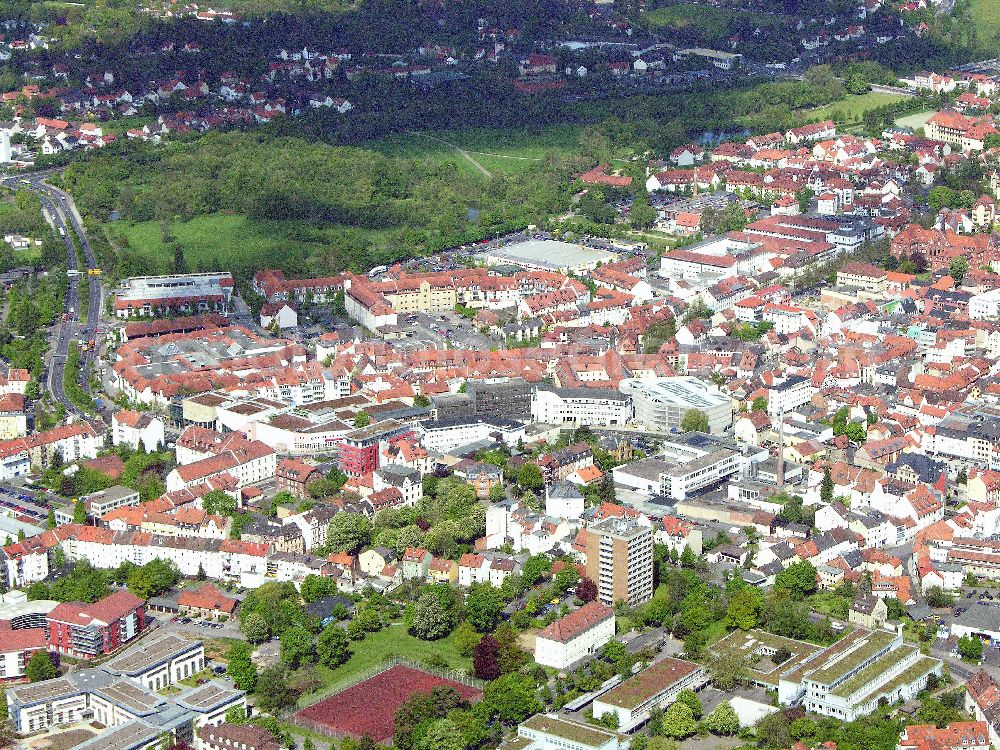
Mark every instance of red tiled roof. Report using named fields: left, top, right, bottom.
left=47, top=591, right=143, bottom=627
left=0, top=625, right=47, bottom=652
left=178, top=583, right=237, bottom=614
left=537, top=601, right=614, bottom=643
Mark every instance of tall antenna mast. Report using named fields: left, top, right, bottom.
left=776, top=406, right=785, bottom=489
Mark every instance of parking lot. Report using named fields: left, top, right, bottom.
left=150, top=611, right=245, bottom=641
left=394, top=310, right=494, bottom=351
left=0, top=482, right=54, bottom=524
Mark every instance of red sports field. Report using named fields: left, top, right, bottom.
left=294, top=664, right=482, bottom=743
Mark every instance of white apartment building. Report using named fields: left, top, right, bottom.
left=545, top=482, right=585, bottom=520
left=517, top=715, right=622, bottom=750
left=0, top=443, right=29, bottom=481
left=530, top=387, right=632, bottom=428
left=373, top=464, right=423, bottom=506
left=166, top=439, right=276, bottom=492
left=417, top=416, right=525, bottom=453
left=249, top=415, right=349, bottom=457
left=764, top=304, right=816, bottom=335
left=783, top=629, right=942, bottom=721
left=112, top=410, right=166, bottom=454
left=534, top=602, right=615, bottom=669
left=659, top=448, right=741, bottom=501
left=81, top=486, right=141, bottom=517
left=970, top=288, right=1000, bottom=320
left=101, top=635, right=206, bottom=692
left=113, top=272, right=235, bottom=318
left=1, top=541, right=50, bottom=588
left=0, top=627, right=47, bottom=680
left=767, top=375, right=815, bottom=417
left=8, top=671, right=244, bottom=737
left=282, top=505, right=338, bottom=551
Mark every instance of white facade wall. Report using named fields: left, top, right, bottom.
left=535, top=616, right=615, bottom=669
left=418, top=421, right=524, bottom=453
left=0, top=648, right=34, bottom=680
left=530, top=390, right=632, bottom=427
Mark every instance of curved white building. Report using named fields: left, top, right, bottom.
left=620, top=376, right=732, bottom=434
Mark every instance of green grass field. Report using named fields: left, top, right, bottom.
left=971, top=0, right=1000, bottom=55
left=115, top=214, right=316, bottom=275
left=95, top=116, right=156, bottom=136
left=643, top=3, right=781, bottom=37
left=802, top=91, right=909, bottom=125
left=300, top=624, right=471, bottom=706
left=369, top=125, right=586, bottom=177
left=895, top=109, right=935, bottom=131
left=110, top=213, right=399, bottom=277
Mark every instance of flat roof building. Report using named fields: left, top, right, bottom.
left=620, top=377, right=732, bottom=435
left=585, top=517, right=654, bottom=607
left=591, top=656, right=707, bottom=730
left=101, top=634, right=205, bottom=692
left=517, top=714, right=623, bottom=750
left=113, top=273, right=235, bottom=319
left=478, top=239, right=617, bottom=274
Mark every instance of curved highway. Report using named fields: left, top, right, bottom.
left=0, top=169, right=105, bottom=420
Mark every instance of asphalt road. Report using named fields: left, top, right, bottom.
left=0, top=169, right=105, bottom=419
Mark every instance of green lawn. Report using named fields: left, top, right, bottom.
left=971, top=0, right=1000, bottom=55
left=368, top=125, right=587, bottom=177
left=703, top=618, right=729, bottom=644
left=643, top=3, right=732, bottom=36
left=204, top=638, right=242, bottom=662
left=895, top=109, right=936, bottom=131
left=809, top=590, right=852, bottom=620
left=370, top=133, right=490, bottom=179
left=109, top=213, right=399, bottom=278
left=95, top=116, right=156, bottom=136
left=114, top=213, right=317, bottom=276
left=643, top=3, right=781, bottom=37
left=300, top=624, right=471, bottom=706
left=802, top=91, right=909, bottom=125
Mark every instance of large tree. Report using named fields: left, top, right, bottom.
left=254, top=666, right=295, bottom=713
left=411, top=591, right=454, bottom=640
left=516, top=463, right=544, bottom=491
left=675, top=689, right=702, bottom=719
left=774, top=560, right=817, bottom=596
left=25, top=651, right=57, bottom=682
left=473, top=634, right=501, bottom=681
left=452, top=621, right=481, bottom=658
left=465, top=584, right=504, bottom=632
left=202, top=490, right=238, bottom=516
left=280, top=624, right=316, bottom=669
left=958, top=635, right=984, bottom=662
left=660, top=701, right=697, bottom=739
left=680, top=409, right=710, bottom=433
left=726, top=586, right=763, bottom=631
left=394, top=687, right=466, bottom=750
left=226, top=641, right=257, bottom=691
left=241, top=612, right=271, bottom=644
left=317, top=623, right=351, bottom=668
left=820, top=467, right=834, bottom=504
left=705, top=701, right=740, bottom=736
left=416, top=719, right=465, bottom=750
left=326, top=512, right=372, bottom=554
left=482, top=673, right=542, bottom=724
left=577, top=576, right=598, bottom=603
left=708, top=652, right=751, bottom=690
